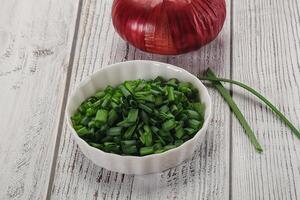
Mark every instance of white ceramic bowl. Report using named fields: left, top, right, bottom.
left=66, top=60, right=212, bottom=175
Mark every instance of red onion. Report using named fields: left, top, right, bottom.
left=112, top=0, right=226, bottom=55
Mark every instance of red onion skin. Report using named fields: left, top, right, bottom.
left=112, top=0, right=226, bottom=55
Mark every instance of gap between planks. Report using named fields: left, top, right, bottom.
left=45, top=0, right=84, bottom=199
left=229, top=0, right=235, bottom=199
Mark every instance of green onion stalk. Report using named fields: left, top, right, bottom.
left=198, top=68, right=300, bottom=152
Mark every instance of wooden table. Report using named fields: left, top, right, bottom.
left=1, top=0, right=299, bottom=199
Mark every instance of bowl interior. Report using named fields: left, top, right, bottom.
left=66, top=60, right=212, bottom=157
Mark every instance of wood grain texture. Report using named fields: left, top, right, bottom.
left=0, top=0, right=79, bottom=199
left=231, top=0, right=300, bottom=199
left=50, top=0, right=232, bottom=199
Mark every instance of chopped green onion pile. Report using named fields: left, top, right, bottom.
left=71, top=77, right=205, bottom=156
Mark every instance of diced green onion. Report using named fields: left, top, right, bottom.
left=117, top=120, right=133, bottom=127
left=140, top=146, right=154, bottom=156
left=88, top=120, right=96, bottom=128
left=113, top=136, right=122, bottom=143
left=155, top=96, right=163, bottom=105
left=86, top=108, right=95, bottom=117
left=163, top=145, right=177, bottom=151
left=154, top=149, right=165, bottom=154
left=101, top=135, right=113, bottom=143
left=167, top=86, right=175, bottom=101
left=141, top=110, right=149, bottom=124
left=122, top=144, right=137, bottom=155
left=151, top=89, right=161, bottom=95
left=80, top=116, right=90, bottom=126
left=123, top=125, right=137, bottom=139
left=153, top=143, right=162, bottom=150
left=189, top=119, right=201, bottom=129
left=159, top=105, right=169, bottom=113
left=138, top=103, right=153, bottom=113
left=103, top=142, right=120, bottom=153
left=71, top=114, right=82, bottom=125
left=127, top=109, right=139, bottom=123
left=154, top=76, right=165, bottom=83
left=77, top=127, right=90, bottom=137
left=107, top=127, right=122, bottom=136
left=101, top=94, right=111, bottom=108
left=95, top=91, right=106, bottom=99
left=92, top=100, right=101, bottom=108
left=162, top=119, right=177, bottom=131
left=139, top=130, right=152, bottom=147
left=121, top=140, right=137, bottom=146
left=124, top=81, right=134, bottom=93
left=184, top=128, right=197, bottom=135
left=108, top=110, right=118, bottom=125
left=186, top=110, right=200, bottom=120
left=73, top=125, right=83, bottom=131
left=95, top=109, right=108, bottom=124
left=167, top=78, right=178, bottom=87
left=88, top=142, right=103, bottom=149
left=175, top=140, right=184, bottom=147
left=175, top=125, right=184, bottom=139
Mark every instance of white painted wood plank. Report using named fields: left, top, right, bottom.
left=231, top=0, right=300, bottom=199
left=50, top=0, right=231, bottom=199
left=0, top=0, right=79, bottom=199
